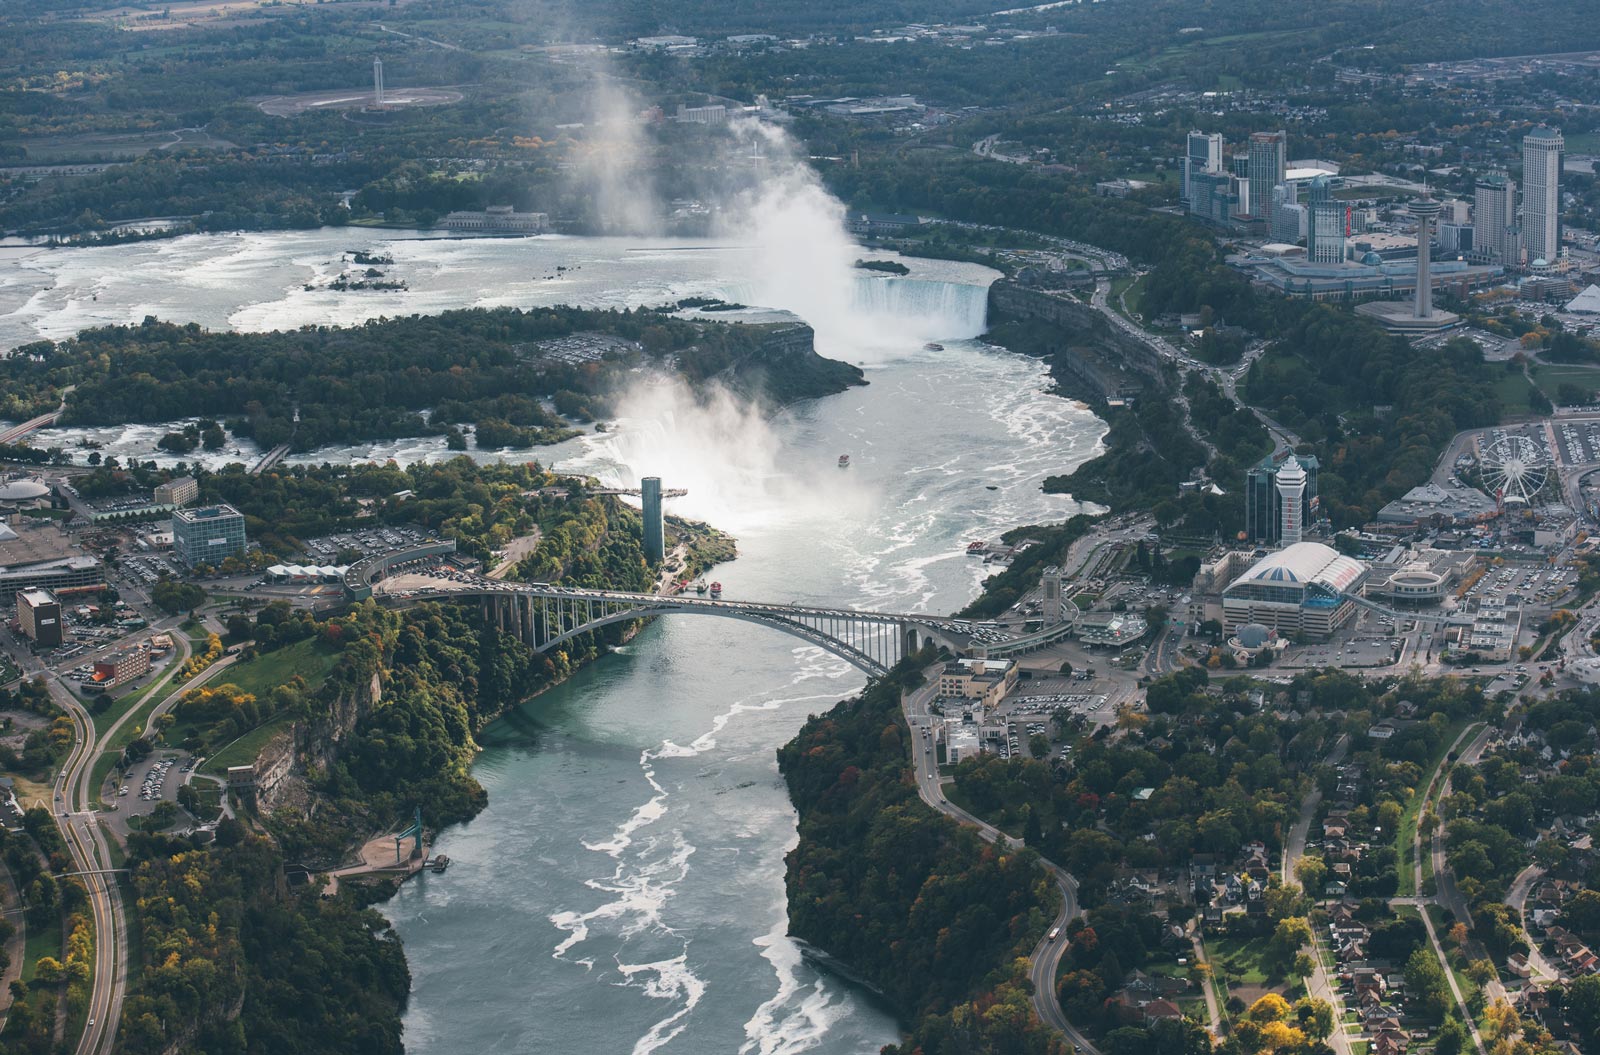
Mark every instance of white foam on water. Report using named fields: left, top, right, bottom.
left=740, top=913, right=846, bottom=1055
left=583, top=750, right=673, bottom=857
left=550, top=827, right=696, bottom=959
left=618, top=951, right=708, bottom=1055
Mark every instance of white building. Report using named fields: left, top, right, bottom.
left=1522, top=126, right=1564, bottom=267
left=1276, top=459, right=1307, bottom=545
left=441, top=206, right=549, bottom=233
left=1184, top=131, right=1223, bottom=201
left=1221, top=542, right=1367, bottom=639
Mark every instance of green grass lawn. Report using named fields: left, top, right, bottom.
left=1532, top=363, right=1600, bottom=401
left=215, top=638, right=338, bottom=701
left=1492, top=371, right=1541, bottom=420
left=1565, top=131, right=1600, bottom=154
left=164, top=639, right=339, bottom=758
left=200, top=717, right=295, bottom=775
left=20, top=913, right=61, bottom=984
left=1123, top=273, right=1149, bottom=319
left=1206, top=933, right=1280, bottom=987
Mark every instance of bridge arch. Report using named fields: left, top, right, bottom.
left=532, top=604, right=894, bottom=677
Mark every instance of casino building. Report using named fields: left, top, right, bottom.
left=1222, top=542, right=1369, bottom=639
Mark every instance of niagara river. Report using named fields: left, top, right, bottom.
left=0, top=227, right=1109, bottom=1053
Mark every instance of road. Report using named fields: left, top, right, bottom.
left=48, top=678, right=126, bottom=1055
left=1189, top=932, right=1222, bottom=1036
left=902, top=676, right=1100, bottom=1054
left=1283, top=735, right=1351, bottom=885
left=1283, top=735, right=1352, bottom=1055
left=0, top=387, right=73, bottom=445
left=12, top=617, right=195, bottom=1054
left=1408, top=723, right=1490, bottom=1055
left=1505, top=865, right=1559, bottom=982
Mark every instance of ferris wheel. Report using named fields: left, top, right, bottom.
left=1481, top=434, right=1550, bottom=506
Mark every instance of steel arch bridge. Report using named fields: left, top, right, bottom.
left=375, top=578, right=958, bottom=677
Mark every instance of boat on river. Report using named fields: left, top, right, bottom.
left=837, top=454, right=850, bottom=468
left=709, top=581, right=723, bottom=598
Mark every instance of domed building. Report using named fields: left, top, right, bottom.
left=1227, top=622, right=1286, bottom=663
left=0, top=476, right=49, bottom=509
left=1221, top=542, right=1368, bottom=639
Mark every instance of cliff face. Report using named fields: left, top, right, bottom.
left=257, top=671, right=383, bottom=815
left=986, top=279, right=1165, bottom=403
left=725, top=322, right=866, bottom=405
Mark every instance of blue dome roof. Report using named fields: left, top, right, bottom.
left=1360, top=251, right=1384, bottom=266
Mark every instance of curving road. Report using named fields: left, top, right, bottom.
left=48, top=678, right=127, bottom=1055
left=902, top=676, right=1099, bottom=1054
left=1505, top=865, right=1559, bottom=982
left=40, top=628, right=195, bottom=1054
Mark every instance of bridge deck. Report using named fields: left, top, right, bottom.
left=375, top=575, right=951, bottom=625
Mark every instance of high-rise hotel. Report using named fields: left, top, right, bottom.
left=1522, top=126, right=1564, bottom=265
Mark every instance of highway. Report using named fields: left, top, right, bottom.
left=7, top=612, right=196, bottom=1055
left=48, top=677, right=126, bottom=1055
left=902, top=676, right=1100, bottom=1054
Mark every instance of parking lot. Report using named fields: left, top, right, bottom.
left=1279, top=635, right=1402, bottom=670
left=1553, top=419, right=1600, bottom=466
left=112, top=749, right=197, bottom=820
left=1462, top=561, right=1575, bottom=605
left=987, top=685, right=1110, bottom=761
left=122, top=552, right=185, bottom=587
left=298, top=525, right=434, bottom=564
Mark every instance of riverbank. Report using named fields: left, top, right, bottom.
left=779, top=668, right=1067, bottom=1055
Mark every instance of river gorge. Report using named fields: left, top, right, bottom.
left=0, top=225, right=1109, bottom=1053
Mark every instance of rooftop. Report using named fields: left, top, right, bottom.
left=0, top=521, right=76, bottom=569
left=173, top=503, right=243, bottom=525
left=1237, top=542, right=1367, bottom=593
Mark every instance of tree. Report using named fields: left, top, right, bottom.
left=1435, top=1020, right=1468, bottom=1055
left=1024, top=806, right=1043, bottom=847
left=1292, top=952, right=1315, bottom=979
left=34, top=956, right=64, bottom=984
left=1294, top=853, right=1326, bottom=894
left=1249, top=993, right=1291, bottom=1022
left=149, top=800, right=179, bottom=829
left=1405, top=946, right=1451, bottom=1020
left=1295, top=996, right=1334, bottom=1039
left=1465, top=958, right=1497, bottom=990
left=1271, top=916, right=1313, bottom=960
left=1029, top=733, right=1051, bottom=759
left=1564, top=975, right=1600, bottom=1049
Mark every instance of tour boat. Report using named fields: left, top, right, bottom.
left=837, top=454, right=850, bottom=468
left=966, top=540, right=987, bottom=555
left=709, top=582, right=723, bottom=598
left=923, top=342, right=944, bottom=351
left=694, top=579, right=708, bottom=595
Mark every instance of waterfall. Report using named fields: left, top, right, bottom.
left=720, top=275, right=992, bottom=349
left=846, top=277, right=990, bottom=340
